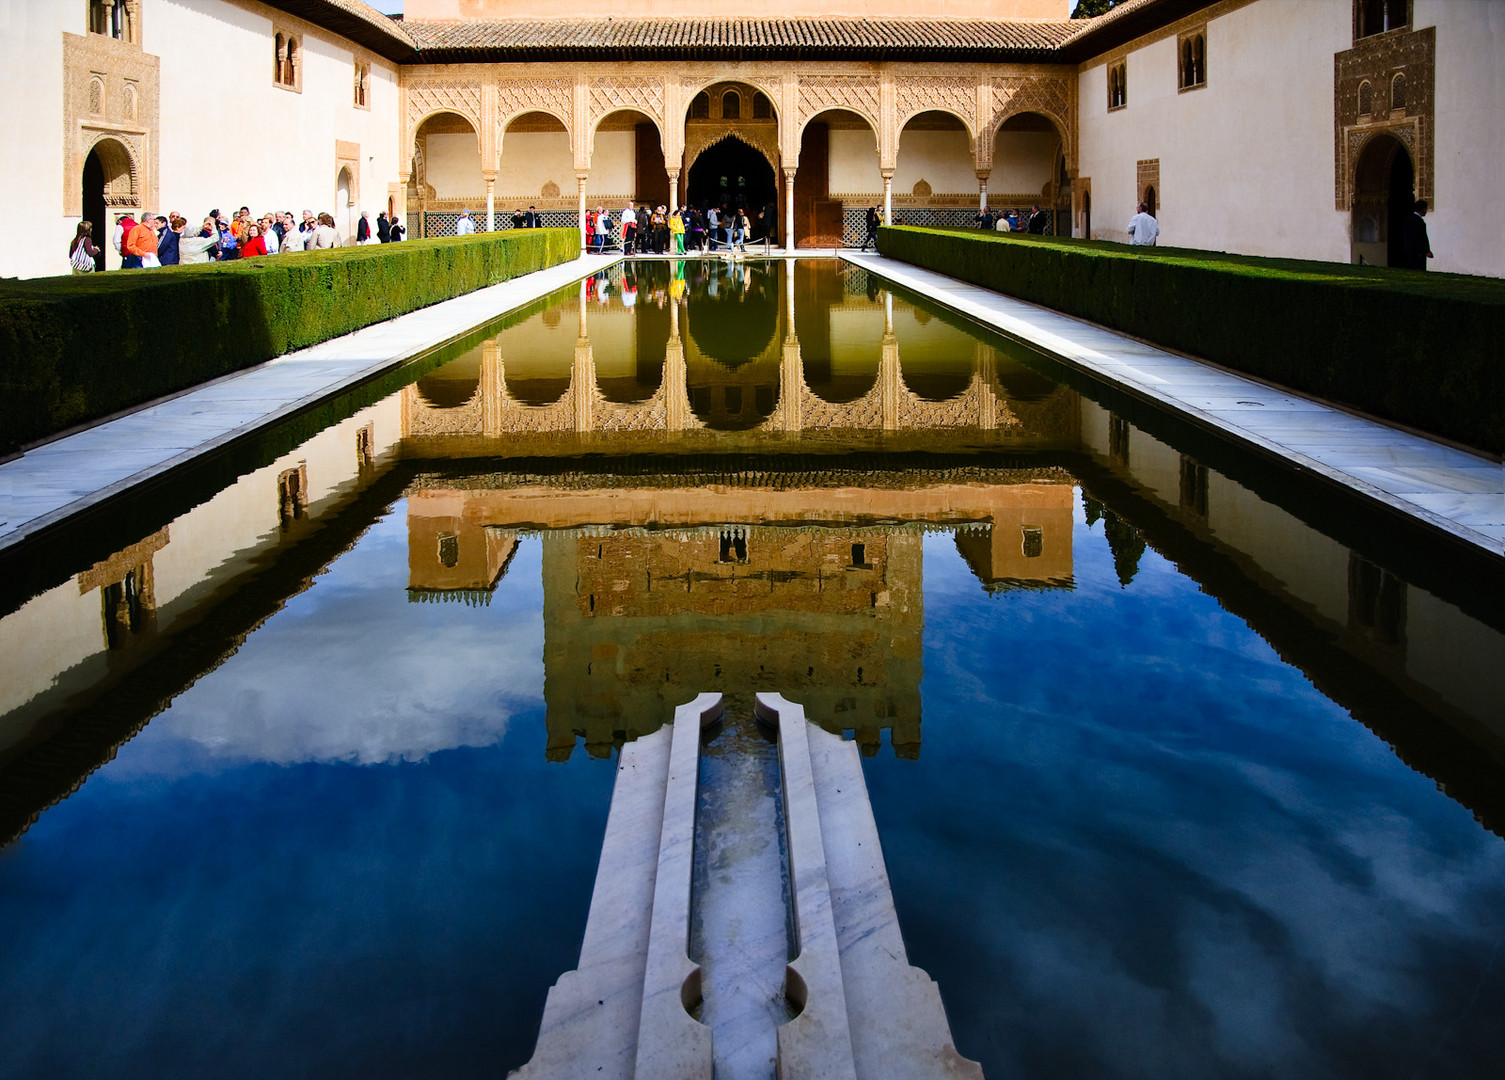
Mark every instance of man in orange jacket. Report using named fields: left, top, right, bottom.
left=124, top=213, right=160, bottom=268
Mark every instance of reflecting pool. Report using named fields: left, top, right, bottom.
left=1, top=260, right=1502, bottom=1079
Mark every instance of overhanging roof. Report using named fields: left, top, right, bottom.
left=400, top=17, right=1077, bottom=63
left=261, top=0, right=418, bottom=62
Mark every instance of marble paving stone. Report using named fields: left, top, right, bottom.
left=1345, top=465, right=1505, bottom=495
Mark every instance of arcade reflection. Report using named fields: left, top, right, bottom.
left=1, top=261, right=1501, bottom=843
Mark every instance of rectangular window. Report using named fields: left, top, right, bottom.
left=1355, top=0, right=1409, bottom=41
left=1107, top=61, right=1127, bottom=111
left=1178, top=29, right=1207, bottom=92
left=274, top=30, right=301, bottom=92
left=354, top=61, right=370, bottom=110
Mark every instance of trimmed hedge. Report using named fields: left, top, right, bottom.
left=0, top=229, right=579, bottom=451
left=877, top=227, right=1505, bottom=454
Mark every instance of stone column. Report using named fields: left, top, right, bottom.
left=484, top=176, right=496, bottom=232
left=784, top=168, right=797, bottom=251
left=976, top=171, right=990, bottom=214
left=882, top=170, right=894, bottom=227
left=667, top=168, right=680, bottom=213
left=576, top=172, right=589, bottom=250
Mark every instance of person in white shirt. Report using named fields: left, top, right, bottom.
left=1126, top=203, right=1159, bottom=246
left=456, top=209, right=475, bottom=236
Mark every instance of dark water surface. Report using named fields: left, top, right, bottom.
left=0, top=260, right=1501, bottom=1079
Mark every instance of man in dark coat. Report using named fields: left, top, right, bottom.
left=376, top=212, right=391, bottom=243
left=1399, top=199, right=1433, bottom=270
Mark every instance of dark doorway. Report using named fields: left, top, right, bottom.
left=1083, top=191, right=1091, bottom=240
left=82, top=148, right=107, bottom=271
left=1143, top=185, right=1157, bottom=218
left=687, top=137, right=775, bottom=229
left=1385, top=147, right=1415, bottom=268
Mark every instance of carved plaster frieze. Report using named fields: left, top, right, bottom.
left=797, top=75, right=881, bottom=134
left=589, top=75, right=665, bottom=132
left=893, top=75, right=979, bottom=136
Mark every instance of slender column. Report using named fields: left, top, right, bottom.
left=485, top=177, right=495, bottom=232
left=784, top=168, right=797, bottom=250
left=576, top=172, right=589, bottom=250
left=976, top=172, right=989, bottom=214
left=667, top=168, right=680, bottom=213
left=882, top=170, right=894, bottom=226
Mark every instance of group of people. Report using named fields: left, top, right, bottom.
left=581, top=203, right=771, bottom=256
left=68, top=205, right=409, bottom=273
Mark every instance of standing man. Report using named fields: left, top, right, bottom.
left=1399, top=199, right=1433, bottom=270
left=1126, top=202, right=1159, bottom=246
left=376, top=212, right=391, bottom=243
left=862, top=206, right=880, bottom=250
left=456, top=209, right=475, bottom=236
left=1027, top=204, right=1050, bottom=234
left=524, top=205, right=540, bottom=228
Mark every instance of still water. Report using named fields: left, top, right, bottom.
left=0, top=260, right=1501, bottom=1079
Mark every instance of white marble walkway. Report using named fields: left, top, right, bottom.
left=0, top=253, right=622, bottom=552
left=844, top=252, right=1504, bottom=555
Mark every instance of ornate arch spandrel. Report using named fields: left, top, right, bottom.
left=796, top=75, right=882, bottom=143
left=495, top=77, right=577, bottom=163
left=893, top=75, right=979, bottom=142
left=985, top=75, right=1076, bottom=174
left=587, top=76, right=666, bottom=140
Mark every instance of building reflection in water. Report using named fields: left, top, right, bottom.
left=407, top=472, right=1077, bottom=761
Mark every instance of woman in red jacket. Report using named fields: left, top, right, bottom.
left=240, top=223, right=268, bottom=258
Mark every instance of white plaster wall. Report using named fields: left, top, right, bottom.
left=894, top=129, right=975, bottom=195
left=990, top=130, right=1058, bottom=197
left=589, top=130, right=637, bottom=198
left=424, top=131, right=484, bottom=200
left=149, top=0, right=401, bottom=240
left=829, top=127, right=881, bottom=194
left=498, top=129, right=574, bottom=200
left=1, top=4, right=78, bottom=279
left=1418, top=0, right=1505, bottom=276
left=1075, top=0, right=1348, bottom=257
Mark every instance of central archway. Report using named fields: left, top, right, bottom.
left=686, top=137, right=777, bottom=230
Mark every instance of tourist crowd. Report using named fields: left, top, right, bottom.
left=68, top=205, right=412, bottom=273
left=580, top=201, right=777, bottom=256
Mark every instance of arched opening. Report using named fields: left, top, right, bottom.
left=1351, top=132, right=1413, bottom=267
left=83, top=137, right=135, bottom=271
left=794, top=261, right=881, bottom=402
left=594, top=109, right=666, bottom=213
left=415, top=352, right=483, bottom=409
left=721, top=90, right=741, bottom=120
left=1143, top=185, right=1157, bottom=219
left=592, top=264, right=668, bottom=403
left=894, top=302, right=979, bottom=401
left=895, top=111, right=975, bottom=229
left=81, top=149, right=107, bottom=272
left=796, top=109, right=878, bottom=247
left=410, top=111, right=482, bottom=238
left=500, top=111, right=572, bottom=228
left=335, top=166, right=354, bottom=243
left=686, top=136, right=776, bottom=229
left=685, top=261, right=779, bottom=368
left=991, top=112, right=1066, bottom=234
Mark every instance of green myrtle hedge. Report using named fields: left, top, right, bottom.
left=877, top=227, right=1505, bottom=454
left=0, top=228, right=579, bottom=451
